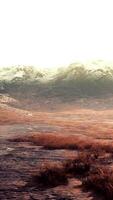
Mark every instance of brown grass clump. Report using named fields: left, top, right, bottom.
left=27, top=152, right=98, bottom=187
left=26, top=153, right=95, bottom=189
left=83, top=167, right=113, bottom=200
left=25, top=151, right=113, bottom=200
left=11, top=133, right=113, bottom=154
left=11, top=133, right=95, bottom=150
left=28, top=165, right=68, bottom=189
left=64, top=152, right=98, bottom=177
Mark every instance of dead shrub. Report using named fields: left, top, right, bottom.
left=83, top=167, right=113, bottom=200
left=64, top=152, right=97, bottom=177
left=28, top=165, right=68, bottom=188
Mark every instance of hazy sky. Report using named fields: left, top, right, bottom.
left=0, top=0, right=113, bottom=68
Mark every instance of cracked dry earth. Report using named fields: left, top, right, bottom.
left=0, top=105, right=109, bottom=200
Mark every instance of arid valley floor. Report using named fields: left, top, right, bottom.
left=0, top=95, right=113, bottom=200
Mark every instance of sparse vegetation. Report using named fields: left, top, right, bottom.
left=28, top=165, right=68, bottom=188
left=11, top=133, right=113, bottom=154
left=64, top=152, right=96, bottom=177
left=1, top=63, right=113, bottom=199
left=25, top=151, right=113, bottom=200
left=83, top=167, right=113, bottom=200
left=11, top=131, right=113, bottom=199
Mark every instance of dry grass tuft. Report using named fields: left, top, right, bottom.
left=24, top=150, right=113, bottom=200
left=83, top=167, right=113, bottom=200
left=64, top=152, right=98, bottom=177
left=28, top=165, right=68, bottom=188
left=11, top=133, right=113, bottom=154
left=27, top=152, right=98, bottom=189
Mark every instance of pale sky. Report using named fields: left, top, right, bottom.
left=0, top=0, right=113, bottom=69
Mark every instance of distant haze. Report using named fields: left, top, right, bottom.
left=0, top=0, right=113, bottom=69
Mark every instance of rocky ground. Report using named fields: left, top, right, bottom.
left=0, top=96, right=113, bottom=199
